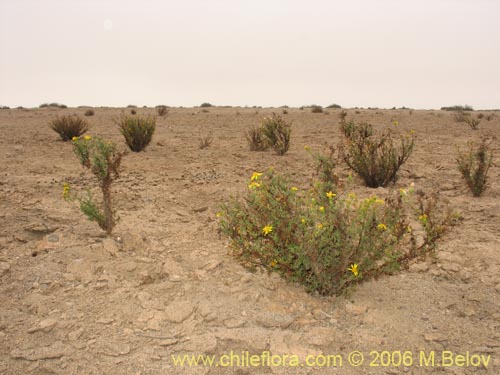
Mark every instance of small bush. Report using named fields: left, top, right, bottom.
left=485, top=114, right=494, bottom=121
left=477, top=113, right=484, bottom=119
left=464, top=115, right=481, bottom=130
left=156, top=105, right=169, bottom=117
left=130, top=109, right=137, bottom=115
left=199, top=133, right=213, bottom=149
left=342, top=122, right=415, bottom=188
left=84, top=109, right=95, bottom=116
left=246, top=125, right=270, bottom=151
left=50, top=115, right=89, bottom=141
left=261, top=114, right=291, bottom=155
left=200, top=102, right=213, bottom=108
left=0, top=105, right=10, bottom=109
left=117, top=115, right=156, bottom=152
left=456, top=141, right=493, bottom=197
left=326, top=103, right=342, bottom=109
left=64, top=136, right=124, bottom=234
left=218, top=170, right=456, bottom=295
left=305, top=145, right=339, bottom=193
left=311, top=105, right=323, bottom=113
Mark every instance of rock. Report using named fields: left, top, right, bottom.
left=10, top=341, right=70, bottom=360
left=223, top=318, right=246, bottom=328
left=345, top=302, right=368, bottom=315
left=97, top=318, right=115, bottom=325
left=162, top=260, right=185, bottom=281
left=203, top=260, right=223, bottom=271
left=164, top=301, right=194, bottom=323
left=442, top=263, right=460, bottom=272
left=46, top=234, right=59, bottom=243
left=27, top=318, right=57, bottom=333
left=424, top=333, right=447, bottom=342
left=103, top=238, right=120, bottom=256
left=0, top=262, right=10, bottom=277
left=255, top=312, right=295, bottom=329
left=68, top=328, right=84, bottom=341
left=409, top=262, right=429, bottom=273
left=495, top=283, right=500, bottom=294
left=96, top=341, right=131, bottom=357
left=158, top=339, right=178, bottom=347
left=193, top=206, right=208, bottom=213
left=305, top=327, right=336, bottom=346
left=14, top=145, right=24, bottom=151
left=180, top=334, right=217, bottom=354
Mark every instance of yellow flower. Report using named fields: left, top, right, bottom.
left=291, top=187, right=298, bottom=192
left=319, top=206, right=325, bottom=212
left=72, top=136, right=78, bottom=142
left=419, top=214, right=428, bottom=223
left=301, top=218, right=306, bottom=224
left=262, top=225, right=273, bottom=236
left=348, top=192, right=356, bottom=199
left=216, top=212, right=222, bottom=218
left=304, top=145, right=310, bottom=151
left=348, top=263, right=359, bottom=277
left=326, top=191, right=336, bottom=199
left=406, top=225, right=412, bottom=233
left=248, top=181, right=261, bottom=189
left=270, top=260, right=277, bottom=268
left=377, top=223, right=387, bottom=231
left=375, top=199, right=385, bottom=205
left=410, top=129, right=416, bottom=135
left=393, top=120, right=399, bottom=126
left=250, top=172, right=263, bottom=181
left=84, top=135, right=92, bottom=141
left=400, top=188, right=407, bottom=196
left=62, top=183, right=70, bottom=199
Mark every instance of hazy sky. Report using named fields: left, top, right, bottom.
left=1, top=0, right=499, bottom=109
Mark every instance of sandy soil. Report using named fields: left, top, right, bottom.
left=0, top=107, right=499, bottom=375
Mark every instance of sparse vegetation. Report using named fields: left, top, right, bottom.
left=40, top=103, right=67, bottom=109
left=84, top=109, right=95, bottom=116
left=341, top=122, right=415, bottom=188
left=311, top=105, right=323, bottom=113
left=200, top=102, right=213, bottom=108
left=199, top=133, right=213, bottom=149
left=64, top=136, right=123, bottom=234
left=441, top=105, right=474, bottom=111
left=464, top=115, right=481, bottom=130
left=246, top=125, right=270, bottom=151
left=156, top=105, right=169, bottom=117
left=326, top=103, right=342, bottom=109
left=130, top=109, right=137, bottom=115
left=0, top=105, right=10, bottom=109
left=260, top=114, right=292, bottom=155
left=49, top=115, right=90, bottom=141
left=219, top=170, right=456, bottom=296
left=117, top=115, right=156, bottom=152
left=456, top=141, right=493, bottom=197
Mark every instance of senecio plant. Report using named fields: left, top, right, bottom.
left=218, top=170, right=457, bottom=296
left=64, top=135, right=123, bottom=234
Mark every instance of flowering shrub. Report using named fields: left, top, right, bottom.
left=64, top=136, right=123, bottom=234
left=260, top=114, right=291, bottom=155
left=50, top=115, right=89, bottom=141
left=218, top=170, right=457, bottom=295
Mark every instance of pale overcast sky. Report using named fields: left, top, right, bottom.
left=1, top=0, right=499, bottom=109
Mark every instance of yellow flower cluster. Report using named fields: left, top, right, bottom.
left=62, top=183, right=70, bottom=199
left=377, top=223, right=387, bottom=231
left=348, top=263, right=359, bottom=277
left=326, top=191, right=336, bottom=199
left=262, top=225, right=273, bottom=235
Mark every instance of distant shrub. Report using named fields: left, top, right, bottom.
left=342, top=122, right=415, bottom=188
left=456, top=141, right=493, bottom=197
left=305, top=145, right=339, bottom=193
left=127, top=105, right=137, bottom=108
left=0, top=105, right=9, bottom=109
left=311, top=105, right=323, bottom=113
left=453, top=111, right=469, bottom=123
left=261, top=114, right=292, bottom=155
left=282, top=109, right=288, bottom=115
left=40, top=103, right=67, bottom=109
left=65, top=136, right=124, bottom=234
left=326, top=103, right=342, bottom=109
left=50, top=115, right=89, bottom=141
left=477, top=113, right=484, bottom=119
left=246, top=125, right=270, bottom=151
left=441, top=105, right=474, bottom=111
left=130, top=109, right=137, bottom=115
left=200, top=102, right=213, bottom=108
left=199, top=133, right=213, bottom=149
left=485, top=114, right=494, bottom=121
left=84, top=109, right=95, bottom=116
left=464, top=115, right=481, bottom=130
left=156, top=105, right=169, bottom=117
left=117, top=115, right=156, bottom=152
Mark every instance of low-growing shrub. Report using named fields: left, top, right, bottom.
left=156, top=105, right=169, bottom=117
left=0, top=105, right=10, bottom=109
left=84, top=109, right=95, bottom=116
left=342, top=122, right=415, bottom=188
left=464, top=115, right=481, bottom=130
left=311, top=105, right=323, bottom=113
left=218, top=170, right=456, bottom=295
left=200, top=102, right=213, bottom=108
left=50, top=115, right=89, bottom=141
left=441, top=105, right=474, bottom=111
left=130, top=109, right=137, bottom=115
left=261, top=114, right=291, bottom=155
left=199, top=133, right=213, bottom=149
left=246, top=125, right=270, bottom=151
left=40, top=102, right=67, bottom=109
left=453, top=111, right=468, bottom=123
left=456, top=141, right=493, bottom=196
left=64, top=136, right=124, bottom=234
left=326, top=103, right=342, bottom=109
left=117, top=115, right=156, bottom=152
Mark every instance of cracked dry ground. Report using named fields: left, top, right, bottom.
left=0, top=107, right=499, bottom=375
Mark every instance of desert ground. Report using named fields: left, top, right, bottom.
left=0, top=106, right=499, bottom=375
